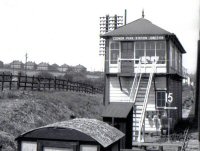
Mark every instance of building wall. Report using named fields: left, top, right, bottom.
left=168, top=41, right=182, bottom=75
left=168, top=77, right=182, bottom=128
left=109, top=76, right=131, bottom=102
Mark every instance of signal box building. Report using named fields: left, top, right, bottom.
left=101, top=17, right=186, bottom=147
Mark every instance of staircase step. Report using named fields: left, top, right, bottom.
left=139, top=87, right=147, bottom=90
left=137, top=92, right=146, bottom=94
left=136, top=94, right=145, bottom=97
left=133, top=115, right=141, bottom=118
left=135, top=97, right=145, bottom=100
left=135, top=106, right=144, bottom=109
left=134, top=111, right=142, bottom=114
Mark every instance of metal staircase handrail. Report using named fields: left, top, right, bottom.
left=129, top=60, right=142, bottom=103
left=138, top=62, right=156, bottom=142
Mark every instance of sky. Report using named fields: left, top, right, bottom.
left=0, top=0, right=199, bottom=73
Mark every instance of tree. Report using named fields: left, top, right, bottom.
left=37, top=71, right=54, bottom=79
left=49, top=64, right=59, bottom=71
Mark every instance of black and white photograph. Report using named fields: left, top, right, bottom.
left=0, top=0, right=199, bottom=151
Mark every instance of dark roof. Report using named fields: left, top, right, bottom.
left=16, top=118, right=124, bottom=148
left=101, top=18, right=186, bottom=53
left=18, top=127, right=96, bottom=142
left=102, top=102, right=133, bottom=118
left=102, top=18, right=171, bottom=37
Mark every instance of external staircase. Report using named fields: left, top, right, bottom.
left=129, top=62, right=156, bottom=143
left=132, top=74, right=149, bottom=142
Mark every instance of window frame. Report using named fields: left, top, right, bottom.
left=37, top=140, right=77, bottom=151
left=109, top=41, right=120, bottom=65
left=134, top=41, right=166, bottom=65
left=80, top=145, right=100, bottom=151
left=156, top=90, right=167, bottom=109
left=21, top=141, right=37, bottom=151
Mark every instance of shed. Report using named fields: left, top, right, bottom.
left=16, top=118, right=124, bottom=151
left=102, top=102, right=133, bottom=149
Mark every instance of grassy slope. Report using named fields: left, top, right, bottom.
left=0, top=90, right=103, bottom=151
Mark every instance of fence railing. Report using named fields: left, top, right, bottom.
left=0, top=73, right=102, bottom=94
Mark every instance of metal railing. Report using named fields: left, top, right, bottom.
left=129, top=60, right=142, bottom=103
left=117, top=58, right=140, bottom=73
left=138, top=62, right=157, bottom=142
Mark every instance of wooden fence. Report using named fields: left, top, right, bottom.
left=0, top=73, right=102, bottom=94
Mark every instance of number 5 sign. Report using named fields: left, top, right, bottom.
left=166, top=92, right=173, bottom=103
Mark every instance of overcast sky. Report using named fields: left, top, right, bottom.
left=0, top=0, right=199, bottom=73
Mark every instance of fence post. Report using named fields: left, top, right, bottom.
left=1, top=72, right=4, bottom=91
left=32, top=76, right=34, bottom=90
left=66, top=80, right=69, bottom=91
left=49, top=78, right=51, bottom=90
left=58, top=79, right=60, bottom=90
left=17, top=72, right=21, bottom=89
left=24, top=75, right=27, bottom=90
left=9, top=73, right=12, bottom=90
left=37, top=76, right=40, bottom=91
left=62, top=80, right=64, bottom=90
left=43, top=78, right=45, bottom=90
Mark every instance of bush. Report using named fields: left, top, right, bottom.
left=37, top=71, right=54, bottom=79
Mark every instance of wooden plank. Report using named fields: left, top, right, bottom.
left=1, top=72, right=4, bottom=91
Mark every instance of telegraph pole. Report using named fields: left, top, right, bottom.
left=195, top=2, right=200, bottom=148
left=198, top=4, right=200, bottom=148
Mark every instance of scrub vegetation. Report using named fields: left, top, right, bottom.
left=0, top=90, right=103, bottom=151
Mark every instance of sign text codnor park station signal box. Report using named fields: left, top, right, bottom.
left=101, top=16, right=186, bottom=148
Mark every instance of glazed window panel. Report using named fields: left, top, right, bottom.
left=175, top=49, right=179, bottom=70
left=135, top=49, right=145, bottom=64
left=179, top=53, right=182, bottom=73
left=121, top=42, right=134, bottom=58
left=146, top=41, right=155, bottom=58
left=156, top=41, right=166, bottom=64
left=111, top=42, right=119, bottom=49
left=135, top=42, right=145, bottom=50
left=170, top=44, right=173, bottom=67
left=80, top=145, right=98, bottom=151
left=110, top=50, right=119, bottom=64
left=156, top=91, right=166, bottom=108
left=43, top=147, right=73, bottom=151
left=135, top=42, right=145, bottom=64
left=110, top=42, right=120, bottom=64
left=172, top=46, right=176, bottom=68
left=21, top=141, right=37, bottom=151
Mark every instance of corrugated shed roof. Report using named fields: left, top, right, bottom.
left=102, top=18, right=171, bottom=37
left=17, top=118, right=124, bottom=148
left=102, top=102, right=133, bottom=118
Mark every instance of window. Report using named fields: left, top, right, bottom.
left=170, top=44, right=173, bottom=67
left=172, top=45, right=176, bottom=68
left=43, top=147, right=73, bottom=151
left=80, top=145, right=98, bottom=151
left=121, top=42, right=134, bottom=58
left=156, top=41, right=165, bottom=64
left=110, top=42, right=120, bottom=64
left=21, top=141, right=37, bottom=151
left=134, top=41, right=166, bottom=64
left=156, top=91, right=166, bottom=108
left=179, top=53, right=182, bottom=73
left=135, top=42, right=145, bottom=64
left=146, top=41, right=155, bottom=57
